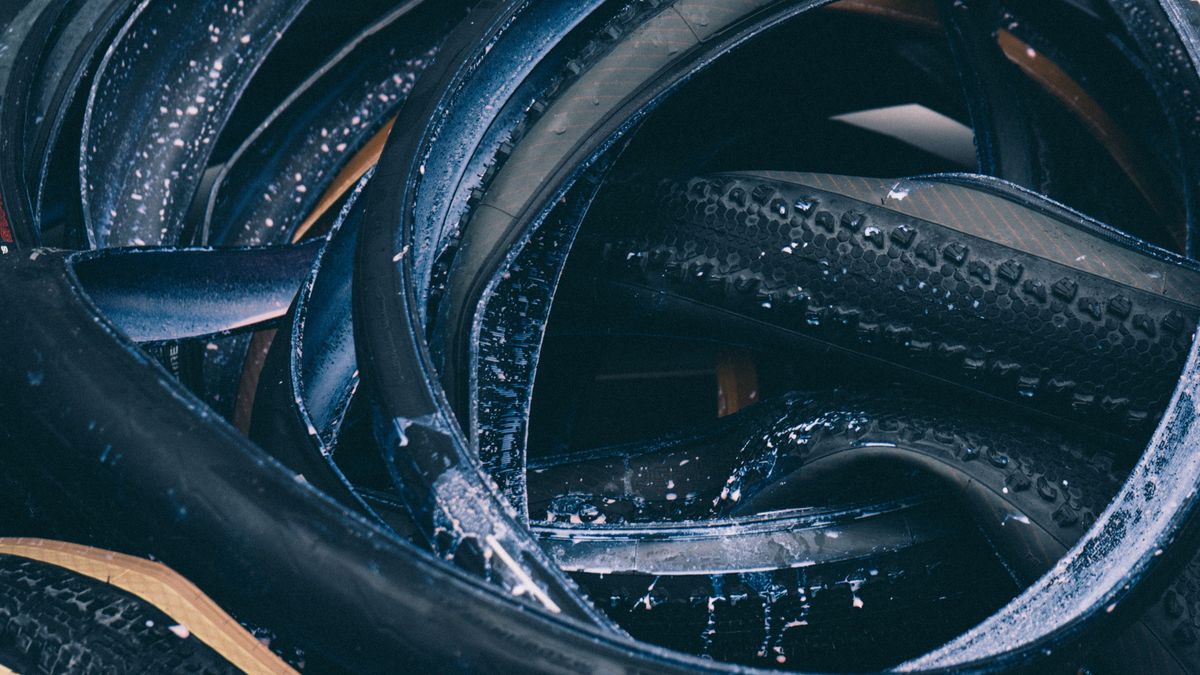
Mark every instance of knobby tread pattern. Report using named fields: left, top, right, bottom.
left=530, top=390, right=1125, bottom=541
left=722, top=393, right=1120, bottom=547
left=577, top=173, right=1200, bottom=435
left=531, top=388, right=1104, bottom=669
left=0, top=554, right=234, bottom=674
left=530, top=388, right=1200, bottom=671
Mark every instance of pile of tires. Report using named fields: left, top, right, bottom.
left=2, top=0, right=1200, bottom=672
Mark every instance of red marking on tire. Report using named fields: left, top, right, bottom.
left=0, top=195, right=14, bottom=243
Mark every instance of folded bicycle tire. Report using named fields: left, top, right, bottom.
left=531, top=386, right=1200, bottom=672
left=572, top=171, right=1200, bottom=436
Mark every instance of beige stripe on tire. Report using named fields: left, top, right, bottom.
left=0, top=538, right=295, bottom=675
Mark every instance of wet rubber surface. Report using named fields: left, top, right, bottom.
left=573, top=171, right=1200, bottom=435
left=4, top=0, right=1200, bottom=671
left=530, top=382, right=1200, bottom=671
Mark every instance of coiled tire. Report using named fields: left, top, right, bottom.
left=355, top=0, right=1200, bottom=669
left=1, top=0, right=1200, bottom=672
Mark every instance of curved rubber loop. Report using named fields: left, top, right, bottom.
left=0, top=0, right=70, bottom=247
left=360, top=0, right=1200, bottom=668
left=193, top=0, right=456, bottom=422
left=0, top=0, right=138, bottom=246
left=199, top=0, right=459, bottom=247
left=0, top=247, right=753, bottom=673
left=435, top=0, right=1026, bottom=528
left=530, top=390, right=1125, bottom=570
left=249, top=178, right=388, bottom=526
left=353, top=0, right=629, bottom=630
left=439, top=0, right=1189, bottom=524
left=571, top=170, right=1200, bottom=436
left=375, top=0, right=845, bottom=526
left=727, top=395, right=1200, bottom=674
left=1111, top=0, right=1200, bottom=258
left=72, top=240, right=319, bottom=342
left=530, top=384, right=1200, bottom=671
left=80, top=0, right=311, bottom=247
left=465, top=0, right=1196, bottom=526
left=0, top=0, right=1190, bottom=667
left=356, top=472, right=985, bottom=670
left=935, top=0, right=1043, bottom=188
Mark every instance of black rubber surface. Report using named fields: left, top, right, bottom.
left=0, top=554, right=234, bottom=674
left=529, top=390, right=1126, bottom=550
left=532, top=384, right=1200, bottom=672
left=0, top=246, right=727, bottom=674
left=571, top=171, right=1200, bottom=436
left=528, top=388, right=1126, bottom=662
left=2, top=0, right=1199, bottom=671
left=354, top=0, right=1200, bottom=666
left=573, top=536, right=1015, bottom=672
